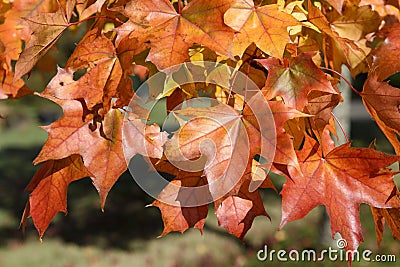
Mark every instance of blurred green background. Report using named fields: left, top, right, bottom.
left=0, top=25, right=399, bottom=267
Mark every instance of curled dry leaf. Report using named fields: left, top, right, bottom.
left=371, top=206, right=400, bottom=246
left=361, top=75, right=400, bottom=154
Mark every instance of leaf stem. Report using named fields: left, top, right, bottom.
left=320, top=67, right=360, bottom=96
left=330, top=111, right=349, bottom=143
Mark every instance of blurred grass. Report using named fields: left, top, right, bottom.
left=0, top=232, right=243, bottom=267
left=0, top=195, right=398, bottom=267
left=0, top=95, right=60, bottom=149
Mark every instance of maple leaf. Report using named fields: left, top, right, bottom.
left=114, top=35, right=155, bottom=106
left=360, top=23, right=400, bottom=154
left=0, top=8, right=24, bottom=66
left=24, top=155, right=91, bottom=239
left=243, top=99, right=309, bottom=170
left=362, top=76, right=400, bottom=132
left=361, top=75, right=400, bottom=154
left=151, top=168, right=210, bottom=236
left=0, top=0, right=69, bottom=67
left=165, top=103, right=251, bottom=200
left=115, top=35, right=150, bottom=72
left=7, top=0, right=400, bottom=246
left=63, top=29, right=136, bottom=110
left=370, top=23, right=400, bottom=81
left=14, top=7, right=71, bottom=80
left=151, top=157, right=273, bottom=238
left=122, top=111, right=168, bottom=161
left=371, top=206, right=400, bottom=246
left=331, top=5, right=381, bottom=41
left=280, top=136, right=400, bottom=251
left=65, top=28, right=115, bottom=70
left=258, top=53, right=338, bottom=110
left=41, top=57, right=123, bottom=112
left=223, top=0, right=299, bottom=58
left=116, top=0, right=235, bottom=70
left=33, top=99, right=166, bottom=207
left=215, top=179, right=269, bottom=239
left=165, top=98, right=307, bottom=198
left=306, top=1, right=379, bottom=75
left=0, top=70, right=32, bottom=99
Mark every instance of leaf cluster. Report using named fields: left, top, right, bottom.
left=0, top=0, right=400, bottom=255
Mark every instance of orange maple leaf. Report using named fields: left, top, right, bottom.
left=280, top=136, right=400, bottom=251
left=116, top=0, right=236, bottom=70
left=23, top=155, right=91, bottom=239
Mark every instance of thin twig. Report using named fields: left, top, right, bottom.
left=320, top=67, right=361, bottom=96
left=331, top=111, right=349, bottom=143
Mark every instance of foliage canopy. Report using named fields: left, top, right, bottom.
left=0, top=0, right=400, bottom=256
